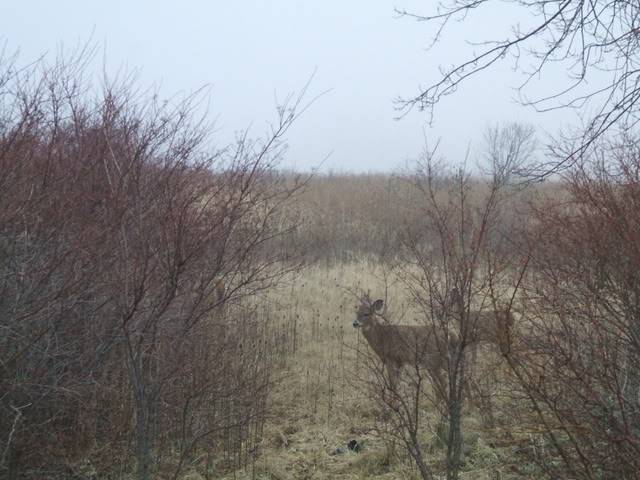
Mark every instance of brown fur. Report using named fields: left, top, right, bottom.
left=466, top=309, right=514, bottom=354
left=353, top=296, right=514, bottom=396
left=353, top=298, right=453, bottom=395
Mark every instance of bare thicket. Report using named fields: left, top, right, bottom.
left=391, top=10, right=640, bottom=473
left=288, top=126, right=538, bottom=264
left=500, top=134, right=640, bottom=478
left=353, top=124, right=534, bottom=480
left=0, top=49, right=304, bottom=480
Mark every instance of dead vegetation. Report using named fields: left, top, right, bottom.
left=2, top=45, right=640, bottom=480
left=0, top=49, right=304, bottom=480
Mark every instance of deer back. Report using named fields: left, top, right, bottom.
left=363, top=323, right=450, bottom=370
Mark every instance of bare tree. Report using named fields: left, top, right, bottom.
left=397, top=0, right=640, bottom=175
left=500, top=133, right=640, bottom=478
left=0, top=47, right=307, bottom=480
left=354, top=124, right=533, bottom=480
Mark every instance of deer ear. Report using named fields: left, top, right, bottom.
left=372, top=299, right=384, bottom=311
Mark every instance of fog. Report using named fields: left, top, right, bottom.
left=1, top=1, right=579, bottom=171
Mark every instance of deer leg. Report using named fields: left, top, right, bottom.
left=466, top=344, right=479, bottom=407
left=429, top=367, right=447, bottom=411
left=385, top=363, right=401, bottom=409
left=385, top=363, right=395, bottom=394
left=428, top=366, right=457, bottom=450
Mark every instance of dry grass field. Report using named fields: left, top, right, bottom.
left=214, top=262, right=536, bottom=480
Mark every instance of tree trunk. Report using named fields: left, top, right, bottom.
left=446, top=354, right=466, bottom=480
left=131, top=355, right=157, bottom=480
left=446, top=398, right=463, bottom=480
left=134, top=383, right=152, bottom=480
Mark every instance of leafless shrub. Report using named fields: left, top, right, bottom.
left=0, top=47, right=305, bottom=480
left=502, top=134, right=640, bottom=478
left=286, top=161, right=538, bottom=265
left=351, top=125, right=533, bottom=480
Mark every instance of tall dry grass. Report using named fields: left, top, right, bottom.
left=220, top=262, right=542, bottom=480
left=283, top=172, right=562, bottom=265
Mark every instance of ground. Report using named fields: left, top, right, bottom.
left=214, top=262, right=534, bottom=480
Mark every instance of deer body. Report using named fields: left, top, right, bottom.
left=354, top=298, right=453, bottom=395
left=462, top=309, right=515, bottom=359
left=360, top=323, right=448, bottom=372
left=353, top=297, right=513, bottom=397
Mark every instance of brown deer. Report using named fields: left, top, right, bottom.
left=448, top=287, right=515, bottom=352
left=352, top=295, right=513, bottom=398
left=352, top=296, right=455, bottom=397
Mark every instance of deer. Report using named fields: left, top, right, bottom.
left=352, top=295, right=455, bottom=399
left=447, top=286, right=515, bottom=352
left=352, top=294, right=514, bottom=402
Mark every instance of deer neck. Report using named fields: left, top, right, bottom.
left=361, top=322, right=378, bottom=341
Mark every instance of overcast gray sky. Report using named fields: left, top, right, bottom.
left=1, top=1, right=579, bottom=172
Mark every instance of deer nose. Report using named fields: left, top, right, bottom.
left=352, top=320, right=361, bottom=328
